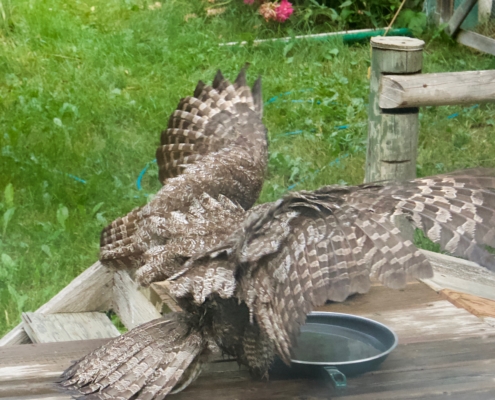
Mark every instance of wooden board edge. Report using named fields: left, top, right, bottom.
left=439, top=289, right=495, bottom=318
left=1, top=261, right=114, bottom=347
left=457, top=29, right=495, bottom=56
left=112, top=270, right=162, bottom=330
left=0, top=324, right=31, bottom=346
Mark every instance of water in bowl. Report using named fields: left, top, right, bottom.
left=292, top=323, right=385, bottom=363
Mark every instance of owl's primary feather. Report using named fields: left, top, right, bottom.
left=60, top=68, right=495, bottom=399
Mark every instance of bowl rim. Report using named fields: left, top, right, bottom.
left=290, top=311, right=399, bottom=366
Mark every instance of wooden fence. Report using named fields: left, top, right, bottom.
left=436, top=0, right=495, bottom=56
left=365, top=36, right=495, bottom=183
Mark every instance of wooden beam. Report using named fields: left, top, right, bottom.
left=2, top=281, right=495, bottom=400
left=0, top=261, right=114, bottom=347
left=457, top=29, right=495, bottom=56
left=379, top=70, right=495, bottom=109
left=21, top=312, right=120, bottom=343
left=365, top=36, right=424, bottom=183
left=420, top=250, right=495, bottom=301
left=112, top=270, right=162, bottom=330
left=0, top=338, right=111, bottom=399
left=150, top=281, right=183, bottom=313
left=440, top=289, right=495, bottom=318
left=446, top=0, right=478, bottom=36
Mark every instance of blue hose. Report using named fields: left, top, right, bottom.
left=136, top=159, right=157, bottom=191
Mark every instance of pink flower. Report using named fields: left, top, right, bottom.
left=259, top=2, right=277, bottom=21
left=275, top=0, right=293, bottom=22
left=244, top=0, right=255, bottom=4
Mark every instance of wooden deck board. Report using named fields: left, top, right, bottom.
left=21, top=312, right=120, bottom=343
left=0, top=261, right=114, bottom=347
left=2, top=282, right=495, bottom=399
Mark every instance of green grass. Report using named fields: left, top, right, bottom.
left=1, top=0, right=495, bottom=337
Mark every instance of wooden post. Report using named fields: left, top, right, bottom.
left=365, top=36, right=425, bottom=183
left=436, top=0, right=454, bottom=24
left=446, top=0, right=478, bottom=36
left=479, top=0, right=493, bottom=22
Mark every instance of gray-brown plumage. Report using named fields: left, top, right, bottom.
left=60, top=69, right=495, bottom=400
left=99, top=68, right=267, bottom=286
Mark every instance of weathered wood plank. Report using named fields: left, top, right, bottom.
left=0, top=339, right=110, bottom=398
left=457, top=29, right=495, bottom=56
left=2, top=277, right=494, bottom=399
left=379, top=70, right=495, bottom=109
left=364, top=300, right=493, bottom=344
left=420, top=249, right=495, bottom=301
left=150, top=281, right=182, bottom=313
left=319, top=278, right=495, bottom=344
left=317, top=282, right=439, bottom=315
left=365, top=36, right=424, bottom=183
left=4, top=337, right=495, bottom=400
left=440, top=289, right=495, bottom=317
left=113, top=270, right=162, bottom=330
left=320, top=297, right=494, bottom=345
left=0, top=261, right=114, bottom=347
left=0, top=339, right=110, bottom=399
left=446, top=0, right=478, bottom=36
left=173, top=337, right=495, bottom=399
left=21, top=312, right=120, bottom=343
left=0, top=323, right=31, bottom=346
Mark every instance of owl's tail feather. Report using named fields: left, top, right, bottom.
left=59, top=313, right=207, bottom=400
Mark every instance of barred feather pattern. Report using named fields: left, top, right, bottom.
left=61, top=168, right=495, bottom=400
left=62, top=172, right=495, bottom=399
left=99, top=69, right=268, bottom=286
left=60, top=314, right=207, bottom=400
left=61, top=67, right=495, bottom=400
left=157, top=67, right=261, bottom=182
left=169, top=169, right=495, bottom=372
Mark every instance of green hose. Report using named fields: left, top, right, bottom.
left=340, top=28, right=413, bottom=43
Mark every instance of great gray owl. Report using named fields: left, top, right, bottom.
left=60, top=69, right=495, bottom=400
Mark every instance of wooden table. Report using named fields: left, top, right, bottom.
left=1, top=282, right=495, bottom=400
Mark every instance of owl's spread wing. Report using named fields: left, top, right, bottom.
left=170, top=169, right=495, bottom=362
left=157, top=68, right=262, bottom=182
left=98, top=68, right=267, bottom=282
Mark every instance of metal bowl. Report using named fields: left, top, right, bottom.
left=270, top=312, right=398, bottom=387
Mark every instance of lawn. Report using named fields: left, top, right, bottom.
left=1, top=0, right=494, bottom=338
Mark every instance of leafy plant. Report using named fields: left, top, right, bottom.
left=56, top=205, right=69, bottom=231
left=2, top=184, right=15, bottom=237
left=0, top=0, right=14, bottom=34
left=0, top=253, right=16, bottom=284
left=396, top=9, right=427, bottom=36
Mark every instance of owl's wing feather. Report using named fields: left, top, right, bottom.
left=348, top=172, right=495, bottom=267
left=157, top=67, right=260, bottom=182
left=170, top=169, right=495, bottom=363
left=99, top=69, right=266, bottom=273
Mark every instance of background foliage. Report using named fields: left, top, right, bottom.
left=0, top=0, right=494, bottom=337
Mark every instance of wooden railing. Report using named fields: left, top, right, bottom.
left=365, top=36, right=495, bottom=183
